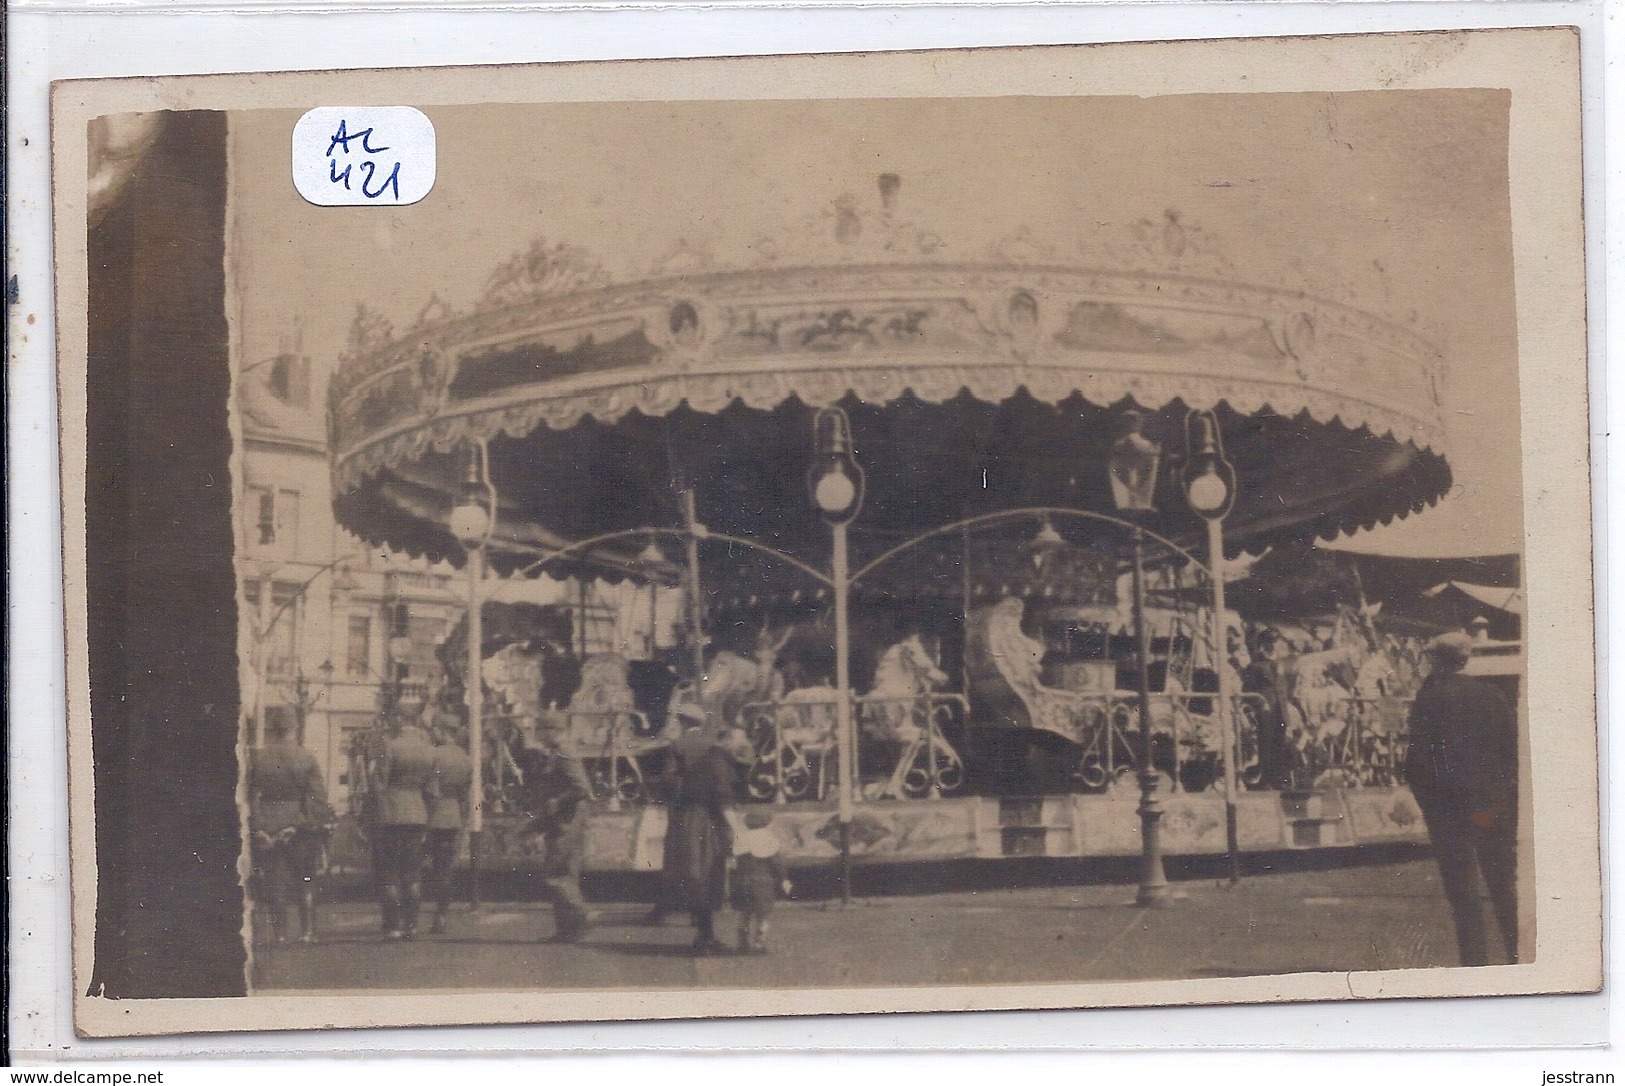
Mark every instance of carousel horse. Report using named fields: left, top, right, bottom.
left=557, top=653, right=669, bottom=805
left=861, top=632, right=964, bottom=798
left=1283, top=606, right=1391, bottom=784
left=701, top=626, right=791, bottom=733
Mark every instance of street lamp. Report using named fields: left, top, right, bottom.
left=450, top=440, right=496, bottom=909
left=1182, top=409, right=1240, bottom=883
left=1108, top=409, right=1170, bottom=908
left=809, top=406, right=865, bottom=904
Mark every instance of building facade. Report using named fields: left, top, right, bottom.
left=237, top=351, right=466, bottom=805
left=236, top=351, right=645, bottom=804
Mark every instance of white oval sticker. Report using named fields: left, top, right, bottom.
left=291, top=107, right=435, bottom=207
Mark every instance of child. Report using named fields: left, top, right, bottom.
left=732, top=807, right=791, bottom=954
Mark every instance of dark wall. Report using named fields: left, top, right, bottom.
left=86, top=110, right=246, bottom=998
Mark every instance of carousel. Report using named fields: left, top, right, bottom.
left=329, top=183, right=1450, bottom=879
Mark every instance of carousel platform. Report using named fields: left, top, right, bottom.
left=321, top=786, right=1429, bottom=879
left=520, top=785, right=1431, bottom=873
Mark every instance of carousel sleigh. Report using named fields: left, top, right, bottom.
left=965, top=598, right=1132, bottom=788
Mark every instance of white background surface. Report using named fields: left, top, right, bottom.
left=291, top=106, right=437, bottom=206
left=5, top=0, right=1615, bottom=1073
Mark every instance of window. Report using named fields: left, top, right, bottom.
left=247, top=486, right=274, bottom=547
left=244, top=579, right=299, bottom=679
left=276, top=489, right=301, bottom=555
left=401, top=615, right=446, bottom=681
left=346, top=614, right=372, bottom=678
left=244, top=486, right=301, bottom=556
left=267, top=353, right=312, bottom=407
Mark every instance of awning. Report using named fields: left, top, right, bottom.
left=1425, top=581, right=1526, bottom=616
left=330, top=259, right=1451, bottom=582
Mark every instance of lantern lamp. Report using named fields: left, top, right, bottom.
left=449, top=443, right=494, bottom=547
left=1183, top=411, right=1237, bottom=521
left=808, top=407, right=866, bottom=524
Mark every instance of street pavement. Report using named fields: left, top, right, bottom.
left=254, top=850, right=1477, bottom=992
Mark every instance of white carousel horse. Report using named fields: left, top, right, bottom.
left=861, top=633, right=962, bottom=799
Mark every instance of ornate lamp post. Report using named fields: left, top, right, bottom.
left=808, top=406, right=865, bottom=904
left=449, top=440, right=497, bottom=909
left=1109, top=410, right=1170, bottom=908
left=1182, top=409, right=1241, bottom=883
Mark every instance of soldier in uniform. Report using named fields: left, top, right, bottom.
left=517, top=717, right=598, bottom=943
left=425, top=711, right=473, bottom=936
left=373, top=713, right=438, bottom=940
left=247, top=710, right=332, bottom=944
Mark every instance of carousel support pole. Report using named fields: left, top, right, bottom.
left=465, top=543, right=485, bottom=911
left=1131, top=527, right=1170, bottom=908
left=809, top=406, right=865, bottom=908
left=960, top=526, right=972, bottom=694
left=1210, top=516, right=1241, bottom=885
left=680, top=489, right=707, bottom=690
left=450, top=440, right=496, bottom=914
left=832, top=518, right=855, bottom=904
left=1182, top=408, right=1240, bottom=885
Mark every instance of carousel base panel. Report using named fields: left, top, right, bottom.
left=553, top=786, right=1430, bottom=872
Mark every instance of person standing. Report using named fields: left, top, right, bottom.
left=662, top=727, right=753, bottom=955
left=1406, top=632, right=1519, bottom=966
left=373, top=714, right=437, bottom=940
left=425, top=713, right=473, bottom=936
left=1240, top=628, right=1293, bottom=791
left=247, top=712, right=332, bottom=944
left=643, top=698, right=711, bottom=926
left=518, top=720, right=598, bottom=943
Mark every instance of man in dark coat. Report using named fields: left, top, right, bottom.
left=248, top=712, right=332, bottom=943
left=424, top=713, right=473, bottom=935
left=1240, top=628, right=1293, bottom=791
left=373, top=715, right=438, bottom=940
left=662, top=727, right=752, bottom=954
left=1406, top=632, right=1519, bottom=966
left=643, top=699, right=710, bottom=925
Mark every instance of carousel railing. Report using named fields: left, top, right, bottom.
left=539, top=706, right=664, bottom=811
left=1058, top=691, right=1268, bottom=794
left=476, top=708, right=668, bottom=814
left=856, top=692, right=969, bottom=800
left=740, top=692, right=970, bottom=803
left=1286, top=695, right=1412, bottom=790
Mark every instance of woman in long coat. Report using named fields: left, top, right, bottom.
left=663, top=728, right=752, bottom=954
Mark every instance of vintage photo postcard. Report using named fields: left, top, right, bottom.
left=53, top=29, right=1597, bottom=1037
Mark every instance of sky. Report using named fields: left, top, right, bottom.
left=229, top=88, right=1521, bottom=559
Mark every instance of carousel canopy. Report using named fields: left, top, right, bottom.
left=330, top=205, right=1451, bottom=586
